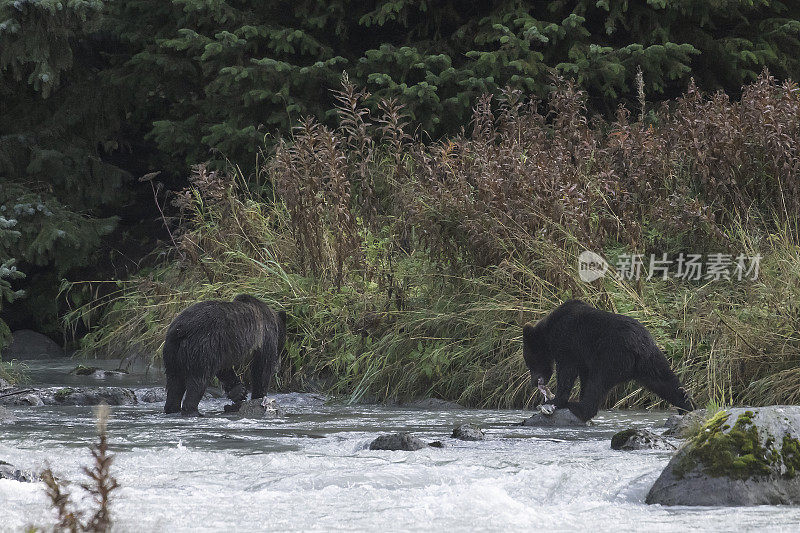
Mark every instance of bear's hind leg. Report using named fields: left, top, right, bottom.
left=164, top=374, right=186, bottom=414
left=638, top=372, right=695, bottom=413
left=180, top=376, right=208, bottom=416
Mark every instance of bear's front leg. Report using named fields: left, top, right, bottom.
left=550, top=365, right=577, bottom=408
left=565, top=378, right=608, bottom=422
left=217, top=368, right=247, bottom=407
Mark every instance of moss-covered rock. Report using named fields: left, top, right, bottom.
left=70, top=365, right=100, bottom=376
left=647, top=406, right=800, bottom=506
left=54, top=387, right=75, bottom=402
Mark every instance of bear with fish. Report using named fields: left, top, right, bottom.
left=162, top=295, right=693, bottom=420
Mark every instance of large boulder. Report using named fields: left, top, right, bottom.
left=1, top=330, right=64, bottom=360
left=369, top=433, right=429, bottom=451
left=452, top=423, right=485, bottom=441
left=647, top=406, right=800, bottom=506
left=521, top=408, right=591, bottom=427
left=611, top=429, right=676, bottom=450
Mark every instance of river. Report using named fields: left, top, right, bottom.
left=1, top=360, right=798, bottom=532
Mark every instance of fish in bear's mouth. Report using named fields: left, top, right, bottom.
left=537, top=377, right=553, bottom=402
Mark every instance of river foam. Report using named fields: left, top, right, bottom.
left=2, top=394, right=799, bottom=532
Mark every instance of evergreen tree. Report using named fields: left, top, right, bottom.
left=1, top=0, right=798, bottom=337
left=111, top=0, right=800, bottom=153
left=0, top=0, right=123, bottom=334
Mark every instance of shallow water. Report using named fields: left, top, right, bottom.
left=2, top=361, right=799, bottom=532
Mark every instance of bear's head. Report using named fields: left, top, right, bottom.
left=522, top=322, right=553, bottom=387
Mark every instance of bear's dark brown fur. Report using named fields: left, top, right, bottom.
left=523, top=300, right=694, bottom=421
left=163, top=294, right=286, bottom=415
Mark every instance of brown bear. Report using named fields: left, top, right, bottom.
left=523, top=300, right=695, bottom=421
left=162, top=294, right=286, bottom=416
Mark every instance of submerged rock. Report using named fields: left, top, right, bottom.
left=611, top=429, right=676, bottom=451
left=452, top=423, right=485, bottom=441
left=0, top=406, right=17, bottom=424
left=663, top=409, right=709, bottom=438
left=1, top=330, right=64, bottom=360
left=521, top=408, right=591, bottom=427
left=134, top=387, right=167, bottom=404
left=369, top=433, right=429, bottom=451
left=401, top=398, right=464, bottom=410
left=1, top=387, right=138, bottom=406
left=0, top=460, right=35, bottom=482
left=70, top=365, right=129, bottom=379
left=0, top=389, right=43, bottom=406
left=230, top=397, right=284, bottom=419
left=647, top=406, right=800, bottom=506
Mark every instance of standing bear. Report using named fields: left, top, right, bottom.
left=522, top=300, right=695, bottom=421
left=163, top=294, right=286, bottom=416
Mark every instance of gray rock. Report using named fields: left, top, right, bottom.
left=611, top=428, right=676, bottom=450
left=452, top=423, right=485, bottom=441
left=0, top=461, right=35, bottom=482
left=0, top=390, right=43, bottom=406
left=0, top=405, right=17, bottom=424
left=232, top=397, right=284, bottom=419
left=369, top=433, right=429, bottom=451
left=32, top=387, right=137, bottom=405
left=0, top=377, right=11, bottom=389
left=70, top=365, right=128, bottom=379
left=647, top=406, right=800, bottom=506
left=402, top=398, right=464, bottom=410
left=134, top=387, right=167, bottom=404
left=522, top=408, right=591, bottom=427
left=663, top=409, right=709, bottom=438
left=1, top=330, right=64, bottom=360
left=97, top=370, right=129, bottom=378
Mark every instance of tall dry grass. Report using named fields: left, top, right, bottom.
left=67, top=71, right=800, bottom=409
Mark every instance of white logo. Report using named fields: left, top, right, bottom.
left=578, top=250, right=609, bottom=282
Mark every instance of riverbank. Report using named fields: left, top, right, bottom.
left=65, top=74, right=800, bottom=410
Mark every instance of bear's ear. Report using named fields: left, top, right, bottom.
left=522, top=323, right=536, bottom=341
left=278, top=310, right=287, bottom=325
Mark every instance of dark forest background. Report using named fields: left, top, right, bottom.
left=2, top=0, right=799, bottom=347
